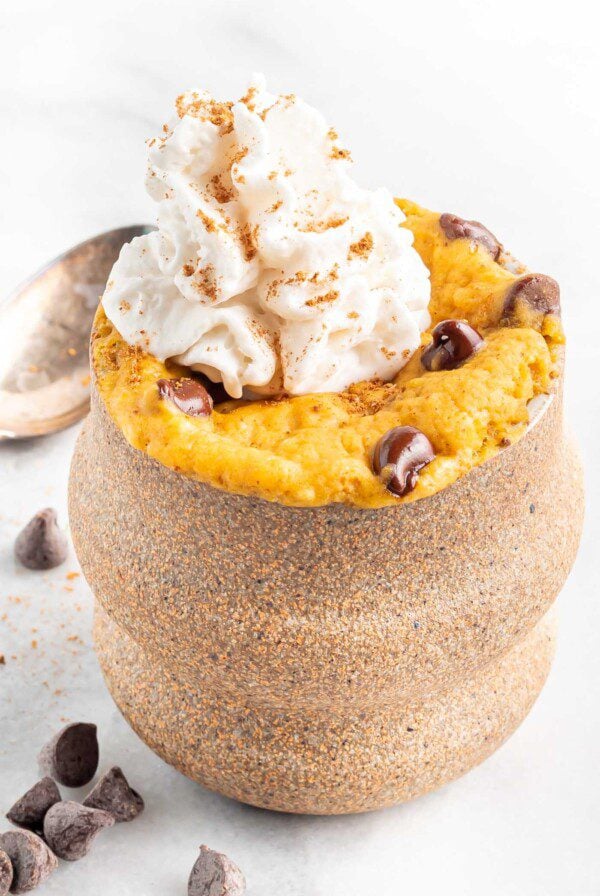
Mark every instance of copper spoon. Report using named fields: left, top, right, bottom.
left=0, top=225, right=154, bottom=440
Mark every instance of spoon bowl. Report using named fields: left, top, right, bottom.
left=0, top=225, right=154, bottom=440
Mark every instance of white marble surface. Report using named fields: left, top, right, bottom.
left=1, top=0, right=599, bottom=893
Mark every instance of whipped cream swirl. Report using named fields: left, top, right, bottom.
left=103, top=75, right=431, bottom=398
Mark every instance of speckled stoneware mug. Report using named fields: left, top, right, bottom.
left=69, top=360, right=583, bottom=814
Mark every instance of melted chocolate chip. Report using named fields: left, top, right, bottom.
left=83, top=767, right=144, bottom=823
left=188, top=845, right=246, bottom=896
left=43, top=801, right=114, bottom=862
left=0, top=831, right=58, bottom=894
left=157, top=378, right=213, bottom=417
left=373, top=426, right=435, bottom=497
left=14, top=508, right=68, bottom=571
left=439, top=213, right=501, bottom=260
left=38, top=723, right=99, bottom=788
left=6, top=778, right=61, bottom=833
left=503, top=274, right=560, bottom=320
left=421, top=320, right=483, bottom=371
left=0, top=850, right=12, bottom=896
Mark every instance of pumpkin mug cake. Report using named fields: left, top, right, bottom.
left=69, top=75, right=583, bottom=814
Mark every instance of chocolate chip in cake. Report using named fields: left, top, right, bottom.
left=14, top=508, right=68, bottom=571
left=188, top=845, right=246, bottom=896
left=38, top=723, right=99, bottom=788
left=43, top=801, right=114, bottom=862
left=0, top=830, right=58, bottom=894
left=83, top=767, right=144, bottom=822
left=0, top=850, right=12, bottom=896
left=157, top=377, right=213, bottom=417
left=373, top=426, right=435, bottom=497
left=421, top=319, right=483, bottom=372
left=439, top=213, right=501, bottom=260
left=6, top=778, right=61, bottom=833
left=503, top=273, right=560, bottom=320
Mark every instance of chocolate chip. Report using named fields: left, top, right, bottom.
left=0, top=850, right=12, bottom=896
left=14, top=508, right=68, bottom=571
left=157, top=378, right=213, bottom=417
left=503, top=273, right=560, bottom=320
left=373, top=426, right=435, bottom=497
left=439, top=213, right=501, bottom=260
left=0, top=830, right=58, bottom=894
left=83, top=767, right=144, bottom=822
left=421, top=319, right=483, bottom=371
left=43, top=801, right=114, bottom=862
left=38, top=723, right=99, bottom=787
left=188, top=845, right=246, bottom=896
left=6, top=778, right=61, bottom=833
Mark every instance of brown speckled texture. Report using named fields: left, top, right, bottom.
left=68, top=377, right=584, bottom=814
left=95, top=603, right=556, bottom=813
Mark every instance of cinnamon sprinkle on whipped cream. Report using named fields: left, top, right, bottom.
left=102, top=75, right=431, bottom=398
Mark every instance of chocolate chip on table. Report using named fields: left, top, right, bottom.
left=14, top=508, right=68, bottom=571
left=83, top=767, right=144, bottom=822
left=0, top=850, right=12, bottom=896
left=188, top=845, right=246, bottom=896
left=38, top=723, right=99, bottom=788
left=0, top=830, right=58, bottom=894
left=421, top=319, right=483, bottom=372
left=373, top=426, right=435, bottom=498
left=6, top=778, right=61, bottom=832
left=439, top=212, right=502, bottom=260
left=503, top=273, right=561, bottom=320
left=157, top=377, right=213, bottom=417
left=43, top=801, right=114, bottom=862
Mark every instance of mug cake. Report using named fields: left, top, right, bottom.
left=69, top=75, right=583, bottom=813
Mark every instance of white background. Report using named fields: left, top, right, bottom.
left=1, top=1, right=599, bottom=894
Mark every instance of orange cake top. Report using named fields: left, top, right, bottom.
left=92, top=200, right=563, bottom=508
